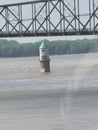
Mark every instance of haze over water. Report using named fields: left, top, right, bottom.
left=0, top=53, right=98, bottom=130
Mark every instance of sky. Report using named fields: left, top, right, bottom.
left=0, top=0, right=97, bottom=43
left=0, top=35, right=96, bottom=44
left=0, top=0, right=30, bottom=5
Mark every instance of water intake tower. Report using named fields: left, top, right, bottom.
left=39, top=41, right=50, bottom=73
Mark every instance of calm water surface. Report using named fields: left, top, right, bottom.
left=0, top=53, right=98, bottom=130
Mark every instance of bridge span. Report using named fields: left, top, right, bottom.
left=0, top=0, right=98, bottom=37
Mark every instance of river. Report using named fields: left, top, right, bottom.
left=0, top=53, right=98, bottom=130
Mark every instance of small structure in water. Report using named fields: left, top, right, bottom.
left=39, top=41, right=50, bottom=72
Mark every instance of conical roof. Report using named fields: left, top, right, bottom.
left=40, top=41, right=47, bottom=49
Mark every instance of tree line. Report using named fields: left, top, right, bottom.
left=0, top=38, right=98, bottom=57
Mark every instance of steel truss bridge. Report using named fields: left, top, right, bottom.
left=0, top=0, right=98, bottom=37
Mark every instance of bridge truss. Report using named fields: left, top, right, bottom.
left=0, top=0, right=98, bottom=37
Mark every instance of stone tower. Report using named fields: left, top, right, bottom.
left=39, top=41, right=50, bottom=72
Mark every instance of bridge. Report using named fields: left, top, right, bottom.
left=0, top=0, right=98, bottom=37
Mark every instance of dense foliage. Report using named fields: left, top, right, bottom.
left=0, top=38, right=98, bottom=57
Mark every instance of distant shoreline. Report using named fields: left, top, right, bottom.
left=0, top=39, right=98, bottom=58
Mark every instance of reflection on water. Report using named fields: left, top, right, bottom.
left=0, top=53, right=98, bottom=130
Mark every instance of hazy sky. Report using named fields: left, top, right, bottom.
left=0, top=35, right=95, bottom=44
left=0, top=0, right=97, bottom=43
left=0, top=0, right=30, bottom=5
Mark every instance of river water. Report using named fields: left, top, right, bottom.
left=0, top=53, right=98, bottom=130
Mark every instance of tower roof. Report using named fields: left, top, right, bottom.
left=40, top=41, right=47, bottom=49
